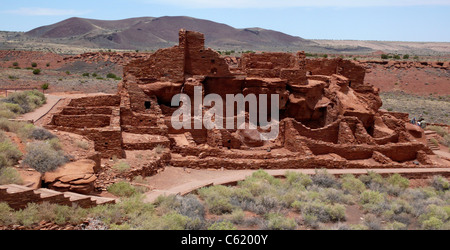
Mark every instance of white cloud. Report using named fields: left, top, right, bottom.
left=4, top=8, right=91, bottom=16
left=150, top=0, right=450, bottom=8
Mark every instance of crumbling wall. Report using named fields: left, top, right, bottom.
left=182, top=30, right=231, bottom=77
left=306, top=58, right=366, bottom=87
left=242, top=52, right=307, bottom=85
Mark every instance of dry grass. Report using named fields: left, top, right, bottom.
left=380, top=91, right=450, bottom=124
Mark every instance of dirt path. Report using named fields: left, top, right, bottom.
left=17, top=94, right=63, bottom=123
left=143, top=166, right=450, bottom=203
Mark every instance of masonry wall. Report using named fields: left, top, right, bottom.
left=68, top=95, right=121, bottom=107
left=306, top=58, right=366, bottom=87
left=183, top=30, right=232, bottom=77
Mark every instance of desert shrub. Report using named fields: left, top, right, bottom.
left=106, top=73, right=118, bottom=79
left=386, top=221, right=407, bottom=230
left=341, top=174, right=366, bottom=194
left=3, top=103, right=24, bottom=114
left=156, top=194, right=205, bottom=222
left=112, top=161, right=130, bottom=173
left=0, top=202, right=14, bottom=225
left=32, top=69, right=41, bottom=75
left=0, top=104, right=16, bottom=119
left=153, top=144, right=165, bottom=155
left=75, top=140, right=90, bottom=150
left=360, top=190, right=388, bottom=214
left=31, top=62, right=37, bottom=67
left=419, top=204, right=449, bottom=223
left=177, top=195, right=205, bottom=220
left=0, top=167, right=23, bottom=185
left=0, top=139, right=22, bottom=168
left=302, top=213, right=319, bottom=228
left=360, top=190, right=385, bottom=205
left=263, top=213, right=297, bottom=230
left=1, top=90, right=46, bottom=114
left=198, top=185, right=233, bottom=200
left=285, top=171, right=312, bottom=188
left=363, top=214, right=383, bottom=230
left=422, top=217, right=444, bottom=230
left=403, top=54, right=410, bottom=60
left=358, top=171, right=385, bottom=190
left=228, top=209, right=245, bottom=224
left=381, top=54, right=389, bottom=59
left=29, top=127, right=56, bottom=140
left=160, top=212, right=191, bottom=230
left=41, top=83, right=49, bottom=90
left=22, top=141, right=69, bottom=173
left=208, top=220, right=237, bottom=230
left=300, top=201, right=346, bottom=223
left=311, top=169, right=339, bottom=188
left=12, top=62, right=18, bottom=67
left=107, top=182, right=137, bottom=197
left=82, top=73, right=90, bottom=77
left=431, top=176, right=450, bottom=191
left=47, top=138, right=62, bottom=151
left=15, top=203, right=41, bottom=226
left=206, top=196, right=234, bottom=215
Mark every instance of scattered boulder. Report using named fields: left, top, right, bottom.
left=43, top=159, right=97, bottom=194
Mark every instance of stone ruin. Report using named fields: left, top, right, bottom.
left=45, top=30, right=438, bottom=177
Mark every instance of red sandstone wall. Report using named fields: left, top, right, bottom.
left=68, top=95, right=121, bottom=107
left=306, top=58, right=366, bottom=87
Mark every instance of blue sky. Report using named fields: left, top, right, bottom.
left=1, top=0, right=449, bottom=42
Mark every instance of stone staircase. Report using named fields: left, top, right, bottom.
left=0, top=184, right=116, bottom=210
left=425, top=131, right=441, bottom=151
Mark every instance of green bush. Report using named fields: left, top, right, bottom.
left=341, top=174, right=366, bottom=194
left=311, top=169, right=338, bottom=188
left=41, top=83, right=49, bottom=90
left=360, top=190, right=385, bottom=205
left=32, top=69, right=41, bottom=75
left=422, top=217, right=444, bottom=230
left=208, top=220, right=237, bottom=230
left=264, top=213, right=297, bottom=230
left=107, top=73, right=117, bottom=79
left=31, top=62, right=37, bottom=68
left=0, top=167, right=23, bottom=185
left=29, top=127, right=56, bottom=140
left=386, top=221, right=408, bottom=230
left=107, top=182, right=137, bottom=197
left=12, top=62, right=18, bottom=67
left=387, top=174, right=410, bottom=189
left=160, top=212, right=190, bottom=230
left=1, top=90, right=46, bottom=114
left=431, top=176, right=450, bottom=191
left=300, top=201, right=346, bottom=223
left=22, top=141, right=68, bottom=173
left=206, top=196, right=234, bottom=215
left=0, top=139, right=22, bottom=168
left=0, top=202, right=14, bottom=225
left=285, top=171, right=312, bottom=188
left=112, top=161, right=130, bottom=173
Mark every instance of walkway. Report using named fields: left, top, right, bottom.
left=17, top=94, right=63, bottom=123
